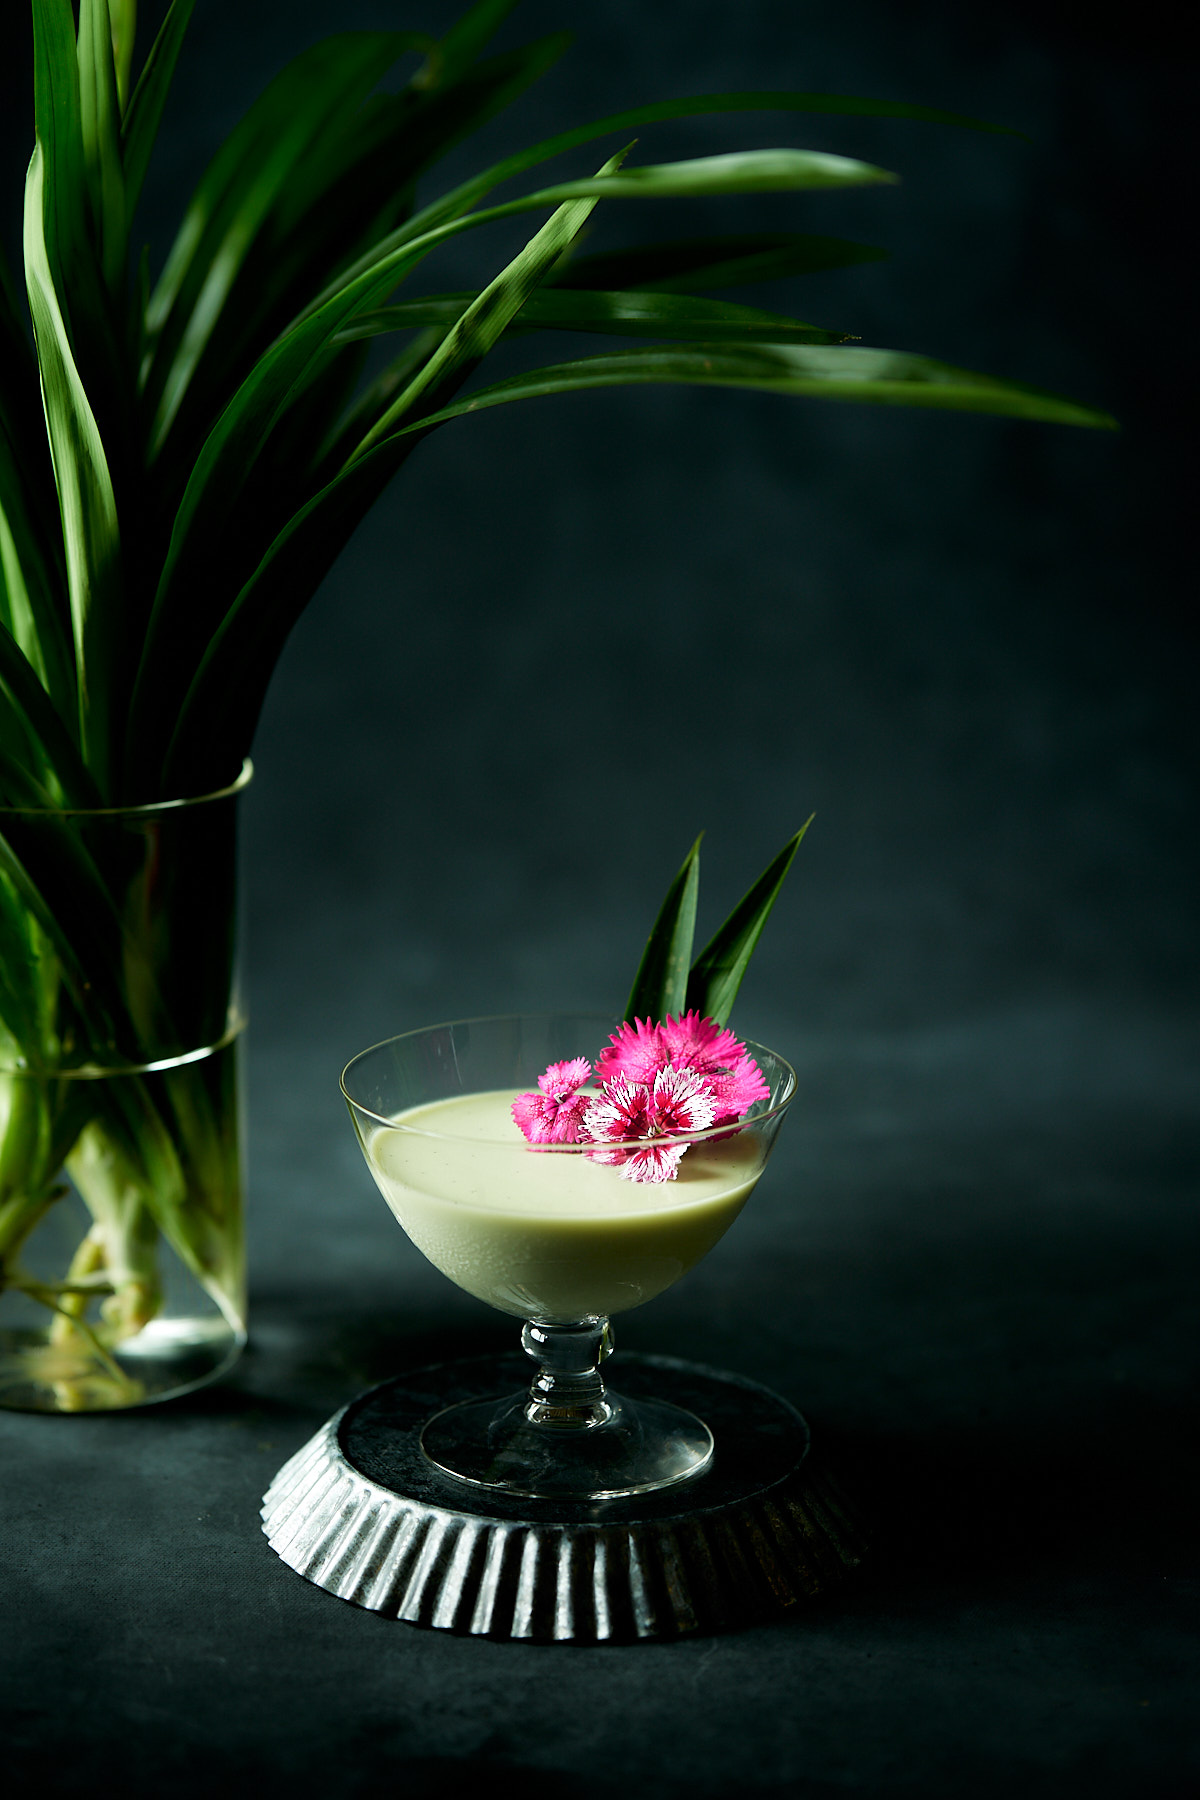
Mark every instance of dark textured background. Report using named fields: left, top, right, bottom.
left=2, top=3, right=1196, bottom=1795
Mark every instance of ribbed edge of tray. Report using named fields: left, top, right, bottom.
left=262, top=1406, right=868, bottom=1642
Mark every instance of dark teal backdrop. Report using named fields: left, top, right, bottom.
left=2, top=6, right=1195, bottom=1797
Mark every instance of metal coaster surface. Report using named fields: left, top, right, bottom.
left=261, top=1353, right=868, bottom=1642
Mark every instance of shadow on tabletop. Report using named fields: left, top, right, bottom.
left=164, top=1293, right=1198, bottom=1595
left=10, top=1713, right=1197, bottom=1800
left=819, top=1398, right=1197, bottom=1598
left=162, top=1297, right=511, bottom=1432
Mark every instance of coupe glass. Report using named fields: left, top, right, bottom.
left=341, top=1013, right=795, bottom=1501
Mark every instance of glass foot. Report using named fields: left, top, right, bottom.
left=420, top=1389, right=713, bottom=1499
left=419, top=1316, right=715, bottom=1499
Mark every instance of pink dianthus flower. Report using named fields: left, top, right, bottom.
left=577, top=1074, right=650, bottom=1166
left=596, top=1011, right=769, bottom=1130
left=658, top=1011, right=746, bottom=1077
left=516, top=1018, right=770, bottom=1181
left=594, top=1016, right=667, bottom=1088
left=511, top=1056, right=592, bottom=1144
left=581, top=1065, right=717, bottom=1183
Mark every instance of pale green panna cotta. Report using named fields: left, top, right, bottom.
left=367, top=1089, right=765, bottom=1322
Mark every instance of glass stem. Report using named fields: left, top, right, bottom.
left=521, top=1317, right=615, bottom=1429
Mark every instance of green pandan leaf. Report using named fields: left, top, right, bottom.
left=398, top=341, right=1119, bottom=433
left=23, top=142, right=123, bottom=789
left=548, top=232, right=889, bottom=292
left=352, top=145, right=629, bottom=456
left=521, top=147, right=896, bottom=201
left=436, top=0, right=526, bottom=83
left=108, top=0, right=137, bottom=112
left=143, top=32, right=422, bottom=452
left=241, top=34, right=569, bottom=357
left=30, top=0, right=122, bottom=421
left=159, top=433, right=421, bottom=793
left=0, top=619, right=99, bottom=808
left=326, top=138, right=893, bottom=308
left=7, top=0, right=1118, bottom=814
left=78, top=0, right=128, bottom=294
left=144, top=134, right=890, bottom=644
left=121, top=0, right=195, bottom=220
left=0, top=436, right=74, bottom=728
left=685, top=822, right=813, bottom=1027
left=142, top=29, right=568, bottom=506
left=0, top=818, right=132, bottom=1054
left=625, top=835, right=703, bottom=1024
left=387, top=84, right=1012, bottom=274
left=154, top=158, right=626, bottom=785
left=340, top=287, right=850, bottom=346
left=30, top=0, right=90, bottom=304
left=128, top=146, right=617, bottom=776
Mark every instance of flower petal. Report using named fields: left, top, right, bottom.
left=660, top=1011, right=749, bottom=1078
left=513, top=1089, right=590, bottom=1144
left=595, top=1017, right=669, bottom=1087
left=581, top=1076, right=650, bottom=1146
left=648, top=1063, right=717, bottom=1135
left=707, top=1054, right=771, bottom=1121
left=537, top=1056, right=592, bottom=1100
left=619, top=1142, right=687, bottom=1183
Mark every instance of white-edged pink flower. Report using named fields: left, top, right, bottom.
left=516, top=1018, right=769, bottom=1180
left=576, top=1074, right=649, bottom=1164
left=512, top=1056, right=592, bottom=1145
left=620, top=1141, right=689, bottom=1183
left=646, top=1063, right=718, bottom=1137
left=580, top=1064, right=717, bottom=1183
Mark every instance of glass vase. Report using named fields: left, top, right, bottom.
left=0, top=764, right=250, bottom=1412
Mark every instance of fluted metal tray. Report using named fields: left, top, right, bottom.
left=261, top=1353, right=867, bottom=1642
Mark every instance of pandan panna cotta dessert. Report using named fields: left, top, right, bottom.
left=366, top=1014, right=774, bottom=1321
